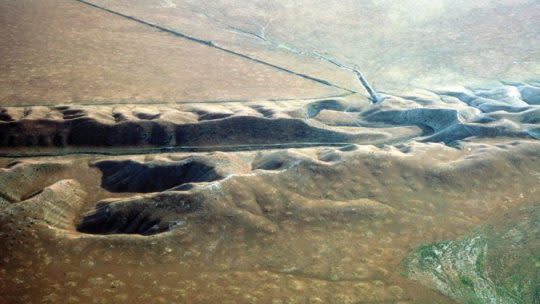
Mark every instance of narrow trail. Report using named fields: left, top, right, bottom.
left=73, top=0, right=358, bottom=95
left=0, top=142, right=354, bottom=158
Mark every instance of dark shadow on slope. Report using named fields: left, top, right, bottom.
left=196, top=111, right=233, bottom=121
left=94, top=159, right=223, bottom=193
left=77, top=192, right=197, bottom=235
left=307, top=99, right=346, bottom=118
left=0, top=116, right=355, bottom=148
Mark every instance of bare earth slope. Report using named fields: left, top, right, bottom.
left=0, top=1, right=539, bottom=303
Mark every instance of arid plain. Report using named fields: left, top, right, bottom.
left=1, top=0, right=539, bottom=303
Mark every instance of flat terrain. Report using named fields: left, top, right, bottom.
left=0, top=0, right=345, bottom=106
left=0, top=1, right=539, bottom=303
left=85, top=0, right=540, bottom=91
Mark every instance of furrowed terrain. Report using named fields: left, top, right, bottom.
left=0, top=0, right=539, bottom=303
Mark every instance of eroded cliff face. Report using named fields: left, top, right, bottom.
left=1, top=0, right=539, bottom=303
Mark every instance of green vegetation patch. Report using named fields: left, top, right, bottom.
left=403, top=203, right=539, bottom=304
